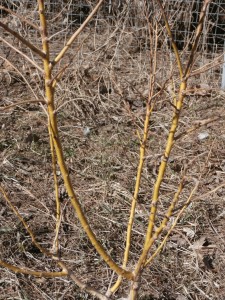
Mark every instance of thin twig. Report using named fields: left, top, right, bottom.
left=60, top=260, right=109, bottom=300
left=0, top=99, right=45, bottom=111
left=0, top=187, right=108, bottom=300
left=144, top=179, right=200, bottom=267
left=189, top=53, right=224, bottom=77
left=0, top=5, right=39, bottom=30
left=51, top=0, right=104, bottom=67
left=183, top=0, right=212, bottom=78
left=51, top=35, right=89, bottom=88
left=0, top=37, right=43, bottom=72
left=0, top=55, right=39, bottom=100
left=0, top=21, right=46, bottom=58
left=175, top=115, right=224, bottom=140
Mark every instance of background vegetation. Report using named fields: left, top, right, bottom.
left=0, top=0, right=225, bottom=299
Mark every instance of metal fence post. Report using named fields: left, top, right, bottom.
left=222, top=40, right=225, bottom=90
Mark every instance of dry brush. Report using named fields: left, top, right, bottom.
left=0, top=0, right=218, bottom=299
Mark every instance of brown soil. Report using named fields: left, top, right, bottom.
left=1, top=18, right=225, bottom=300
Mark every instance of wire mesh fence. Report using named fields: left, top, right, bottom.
left=0, top=0, right=225, bottom=88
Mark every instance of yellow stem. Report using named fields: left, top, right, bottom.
left=51, top=0, right=104, bottom=67
left=50, top=133, right=61, bottom=255
left=0, top=259, right=67, bottom=277
left=37, top=0, right=133, bottom=280
left=184, top=0, right=212, bottom=79
left=0, top=186, right=108, bottom=299
left=110, top=104, right=153, bottom=293
left=144, top=179, right=199, bottom=267
left=145, top=81, right=186, bottom=244
left=156, top=0, right=183, bottom=79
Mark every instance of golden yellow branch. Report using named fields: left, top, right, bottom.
left=145, top=81, right=186, bottom=245
left=51, top=0, right=104, bottom=67
left=50, top=135, right=61, bottom=255
left=144, top=179, right=199, bottom=267
left=133, top=176, right=185, bottom=277
left=134, top=2, right=210, bottom=280
left=110, top=104, right=154, bottom=293
left=183, top=0, right=212, bottom=78
left=156, top=0, right=183, bottom=79
left=0, top=259, right=67, bottom=277
left=37, top=0, right=133, bottom=280
left=110, top=14, right=159, bottom=294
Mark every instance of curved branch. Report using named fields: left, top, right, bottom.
left=0, top=259, right=67, bottom=277
left=0, top=187, right=108, bottom=300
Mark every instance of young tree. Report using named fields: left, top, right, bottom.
left=1, top=0, right=221, bottom=299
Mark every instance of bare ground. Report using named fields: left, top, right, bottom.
left=0, top=26, right=225, bottom=300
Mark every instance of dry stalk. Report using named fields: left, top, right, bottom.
left=0, top=55, right=40, bottom=100
left=110, top=6, right=159, bottom=295
left=189, top=52, right=224, bottom=77
left=128, top=1, right=211, bottom=298
left=0, top=186, right=67, bottom=277
left=175, top=115, right=225, bottom=141
left=0, top=99, right=46, bottom=111
left=37, top=0, right=133, bottom=280
left=144, top=178, right=200, bottom=267
left=50, top=135, right=61, bottom=255
left=0, top=5, right=39, bottom=30
left=0, top=36, right=43, bottom=72
left=0, top=21, right=45, bottom=58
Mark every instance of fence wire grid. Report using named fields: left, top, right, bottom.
left=0, top=0, right=225, bottom=88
